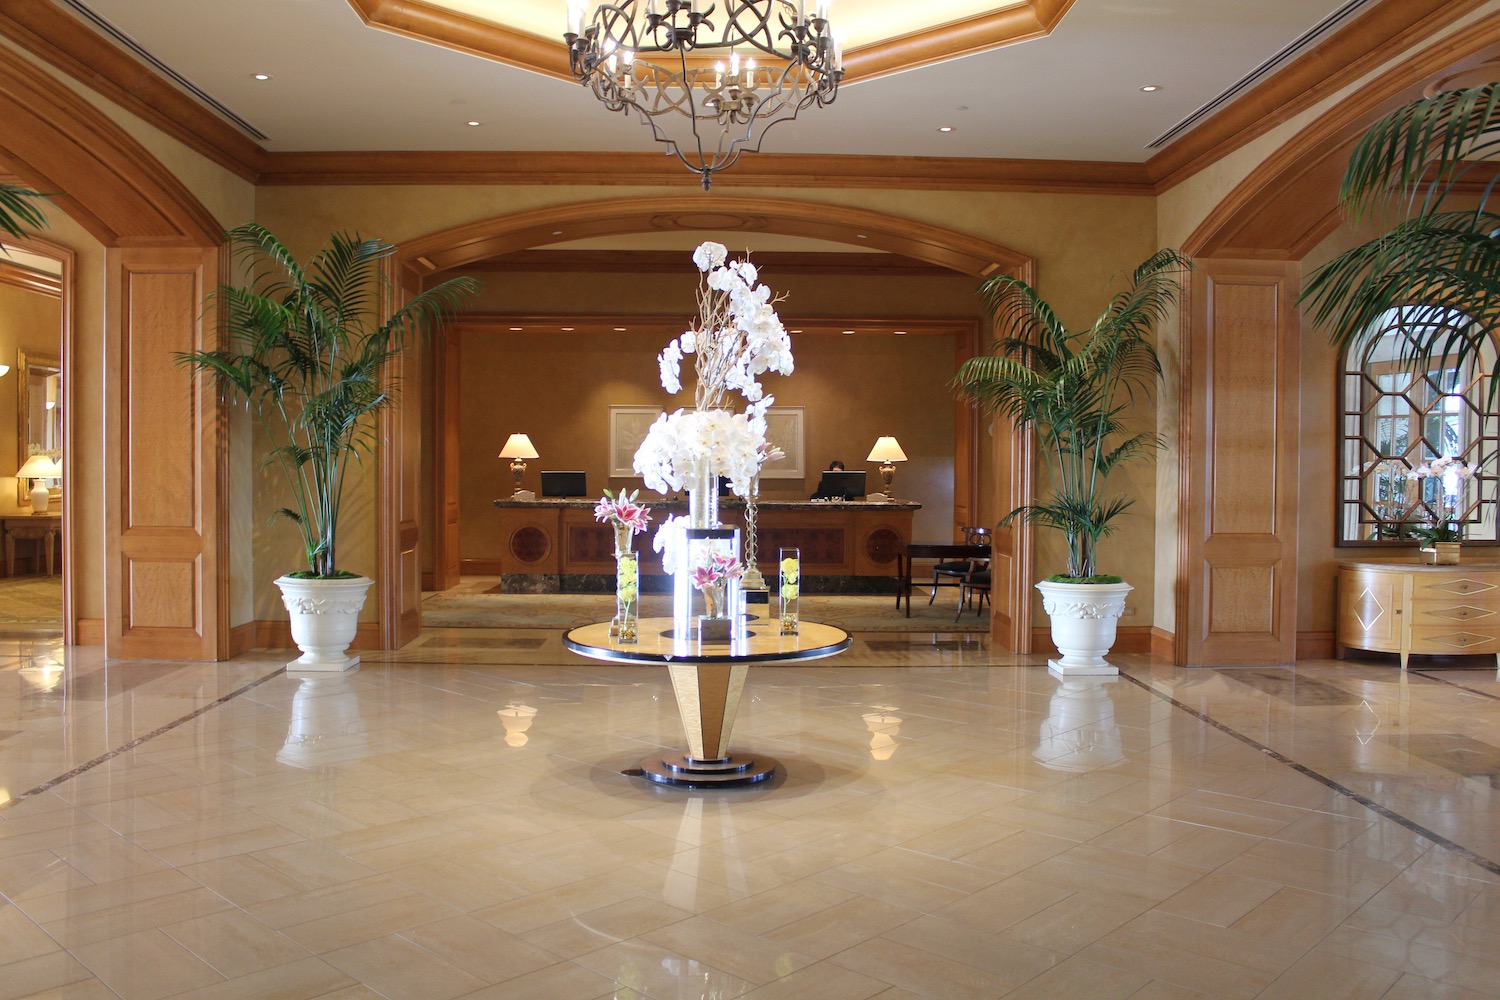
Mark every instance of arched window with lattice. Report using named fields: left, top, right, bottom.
left=1338, top=306, right=1497, bottom=545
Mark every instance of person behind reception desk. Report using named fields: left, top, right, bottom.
left=811, top=460, right=855, bottom=500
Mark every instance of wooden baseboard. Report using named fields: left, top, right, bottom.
left=1029, top=624, right=1156, bottom=658
left=1297, top=631, right=1336, bottom=661
left=1150, top=626, right=1175, bottom=659
left=76, top=617, right=104, bottom=646
left=459, top=559, right=505, bottom=575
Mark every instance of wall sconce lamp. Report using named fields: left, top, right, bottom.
left=866, top=437, right=907, bottom=500
left=16, top=453, right=61, bottom=514
left=498, top=433, right=539, bottom=500
left=0, top=364, right=9, bottom=377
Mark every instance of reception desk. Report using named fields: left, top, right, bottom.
left=491, top=497, right=919, bottom=592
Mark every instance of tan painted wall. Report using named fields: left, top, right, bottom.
left=255, top=187, right=1159, bottom=623
left=458, top=326, right=959, bottom=565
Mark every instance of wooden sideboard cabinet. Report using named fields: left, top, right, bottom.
left=1337, top=561, right=1500, bottom=669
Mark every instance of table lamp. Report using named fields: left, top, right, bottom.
left=16, top=454, right=61, bottom=514
left=866, top=437, right=907, bottom=499
left=498, top=433, right=539, bottom=499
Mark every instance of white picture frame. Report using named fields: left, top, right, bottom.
left=608, top=406, right=663, bottom=478
left=760, top=406, right=805, bottom=480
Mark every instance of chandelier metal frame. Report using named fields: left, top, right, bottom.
left=565, top=0, right=843, bottom=189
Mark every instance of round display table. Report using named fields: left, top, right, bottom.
left=563, top=618, right=851, bottom=787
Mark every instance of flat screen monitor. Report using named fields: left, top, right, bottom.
left=540, top=471, right=587, bottom=498
left=816, top=470, right=867, bottom=499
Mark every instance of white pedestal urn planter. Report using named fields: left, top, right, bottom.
left=275, top=576, right=373, bottom=672
left=1035, top=579, right=1132, bottom=677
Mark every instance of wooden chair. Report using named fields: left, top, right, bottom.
left=956, top=558, right=991, bottom=621
left=928, top=526, right=990, bottom=605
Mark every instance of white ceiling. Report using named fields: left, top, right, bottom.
left=66, top=0, right=1361, bottom=162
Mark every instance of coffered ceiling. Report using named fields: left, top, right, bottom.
left=45, top=0, right=1379, bottom=162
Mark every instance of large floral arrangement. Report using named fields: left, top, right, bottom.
left=634, top=241, right=794, bottom=500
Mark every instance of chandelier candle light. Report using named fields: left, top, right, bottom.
left=636, top=241, right=794, bottom=640
left=565, top=0, right=843, bottom=189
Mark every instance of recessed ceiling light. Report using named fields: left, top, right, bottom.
left=1140, top=85, right=1160, bottom=93
left=552, top=230, right=563, bottom=236
left=938, top=125, right=954, bottom=133
left=252, top=73, right=271, bottom=81
left=855, top=234, right=867, bottom=239
left=894, top=330, right=907, bottom=336
left=466, top=120, right=481, bottom=127
left=561, top=327, right=575, bottom=332
left=614, top=327, right=627, bottom=332
left=789, top=329, right=803, bottom=334
left=842, top=330, right=855, bottom=336
left=509, top=326, right=523, bottom=331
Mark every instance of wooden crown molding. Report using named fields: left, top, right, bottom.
left=1147, top=0, right=1490, bottom=192
left=257, top=149, right=1155, bottom=193
left=1185, top=19, right=1500, bottom=258
left=468, top=250, right=955, bottom=276
left=347, top=0, right=1076, bottom=87
left=0, top=49, right=223, bottom=247
left=0, top=0, right=264, bottom=182
left=396, top=194, right=1032, bottom=278
left=0, top=259, right=62, bottom=297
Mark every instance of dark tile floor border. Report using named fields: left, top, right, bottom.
left=0, top=666, right=286, bottom=813
left=1117, top=669, right=1500, bottom=877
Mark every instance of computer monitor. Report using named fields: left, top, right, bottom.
left=540, top=471, right=587, bottom=498
left=815, top=470, right=867, bottom=499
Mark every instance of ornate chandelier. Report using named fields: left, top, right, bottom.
left=565, top=1, right=844, bottom=189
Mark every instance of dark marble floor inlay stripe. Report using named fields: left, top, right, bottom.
left=0, top=666, right=286, bottom=812
left=1119, top=670, right=1500, bottom=877
left=1216, top=668, right=1362, bottom=706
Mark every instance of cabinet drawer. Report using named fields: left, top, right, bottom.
left=1408, top=600, right=1500, bottom=627
left=1408, top=626, right=1500, bottom=655
left=1410, top=572, right=1500, bottom=600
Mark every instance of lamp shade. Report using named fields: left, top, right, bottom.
left=16, top=454, right=61, bottom=480
left=498, top=434, right=539, bottom=460
left=866, top=437, right=908, bottom=463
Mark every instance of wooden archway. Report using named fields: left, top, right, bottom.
left=384, top=195, right=1036, bottom=651
left=0, top=49, right=226, bottom=660
left=1174, top=28, right=1500, bottom=666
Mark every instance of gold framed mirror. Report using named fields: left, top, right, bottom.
left=16, top=349, right=62, bottom=507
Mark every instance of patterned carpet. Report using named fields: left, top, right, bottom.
left=420, top=587, right=989, bottom=633
left=0, top=575, right=63, bottom=625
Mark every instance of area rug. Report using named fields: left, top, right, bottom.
left=420, top=589, right=988, bottom=633
left=0, top=576, right=63, bottom=625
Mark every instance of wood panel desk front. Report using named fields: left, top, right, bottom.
left=490, top=498, right=918, bottom=590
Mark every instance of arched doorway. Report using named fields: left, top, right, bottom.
left=385, top=195, right=1037, bottom=651
left=0, top=51, right=226, bottom=660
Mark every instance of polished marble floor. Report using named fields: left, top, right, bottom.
left=1, top=626, right=1498, bottom=999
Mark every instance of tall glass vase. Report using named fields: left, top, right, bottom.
left=615, top=552, right=639, bottom=643
left=779, top=547, right=800, bottom=635
left=674, top=465, right=732, bottom=639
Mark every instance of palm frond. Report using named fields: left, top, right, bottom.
left=0, top=183, right=50, bottom=241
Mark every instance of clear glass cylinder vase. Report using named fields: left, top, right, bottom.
left=615, top=552, right=639, bottom=643
left=779, top=547, right=800, bottom=635
left=676, top=526, right=742, bottom=642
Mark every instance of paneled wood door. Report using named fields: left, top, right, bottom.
left=104, top=246, right=224, bottom=660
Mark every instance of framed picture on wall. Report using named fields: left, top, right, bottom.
left=608, top=406, right=664, bottom=478
left=760, top=406, right=805, bottom=479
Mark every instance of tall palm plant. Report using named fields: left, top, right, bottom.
left=179, top=223, right=478, bottom=578
left=1302, top=83, right=1500, bottom=378
left=954, top=249, right=1191, bottom=580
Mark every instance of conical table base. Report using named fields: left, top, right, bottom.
left=564, top=618, right=851, bottom=789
